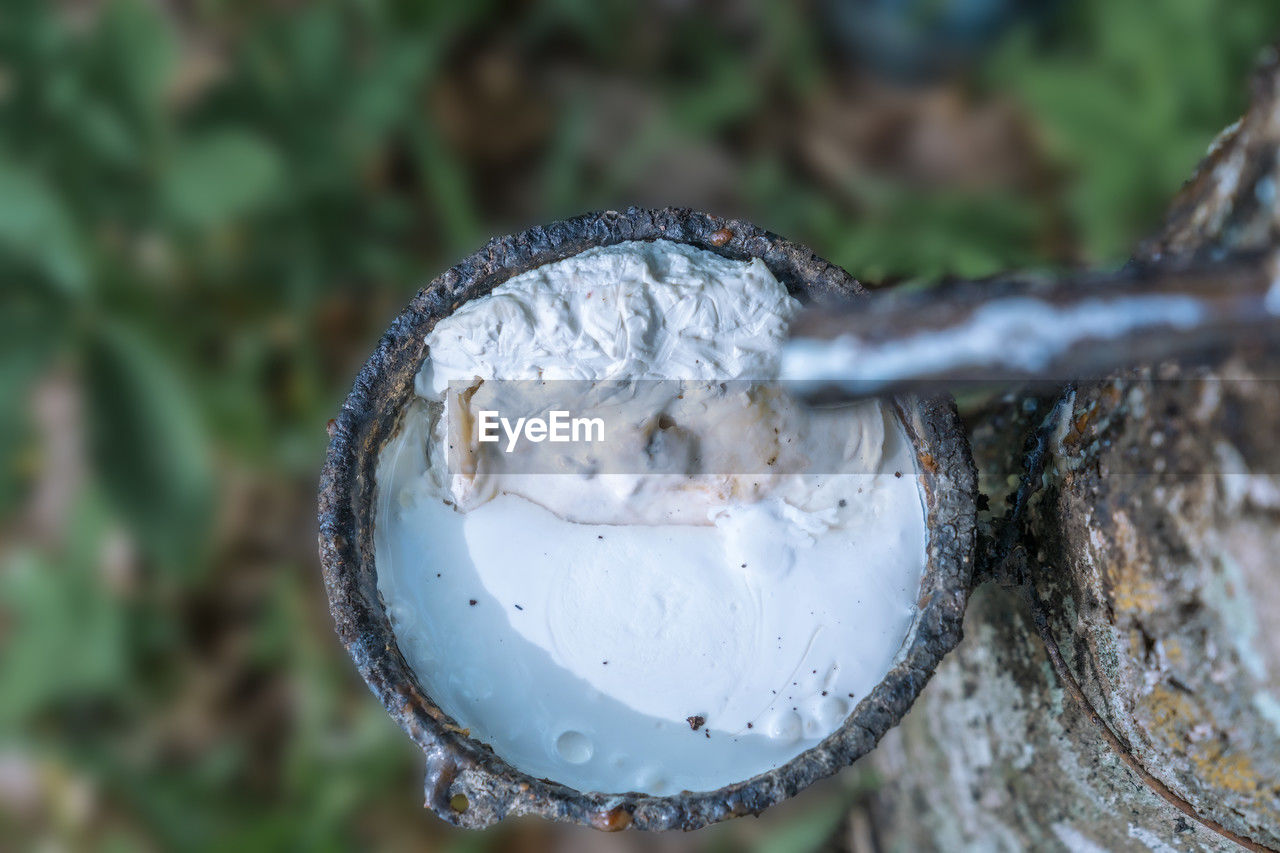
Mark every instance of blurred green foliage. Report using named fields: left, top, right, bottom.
left=1, top=0, right=1278, bottom=849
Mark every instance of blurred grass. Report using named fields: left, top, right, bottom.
left=1, top=0, right=1278, bottom=850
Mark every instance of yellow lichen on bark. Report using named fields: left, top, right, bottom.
left=1139, top=685, right=1263, bottom=798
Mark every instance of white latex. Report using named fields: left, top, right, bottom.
left=376, top=240, right=928, bottom=795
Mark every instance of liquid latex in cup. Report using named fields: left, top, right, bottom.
left=375, top=240, right=929, bottom=795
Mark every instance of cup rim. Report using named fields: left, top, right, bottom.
left=317, top=207, right=977, bottom=831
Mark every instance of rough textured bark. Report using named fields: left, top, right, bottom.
left=1033, top=364, right=1280, bottom=842
left=835, top=47, right=1280, bottom=853
left=852, top=369, right=1280, bottom=852
left=1137, top=45, right=1280, bottom=265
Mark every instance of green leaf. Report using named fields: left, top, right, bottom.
left=0, top=159, right=89, bottom=295
left=97, top=0, right=178, bottom=124
left=0, top=305, right=64, bottom=513
left=0, top=500, right=129, bottom=726
left=409, top=120, right=482, bottom=255
left=84, top=321, right=214, bottom=575
left=984, top=0, right=1280, bottom=262
left=163, top=129, right=284, bottom=227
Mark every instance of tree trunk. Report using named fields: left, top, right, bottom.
left=833, top=47, right=1280, bottom=853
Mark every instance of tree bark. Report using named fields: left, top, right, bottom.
left=833, top=47, right=1280, bottom=853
